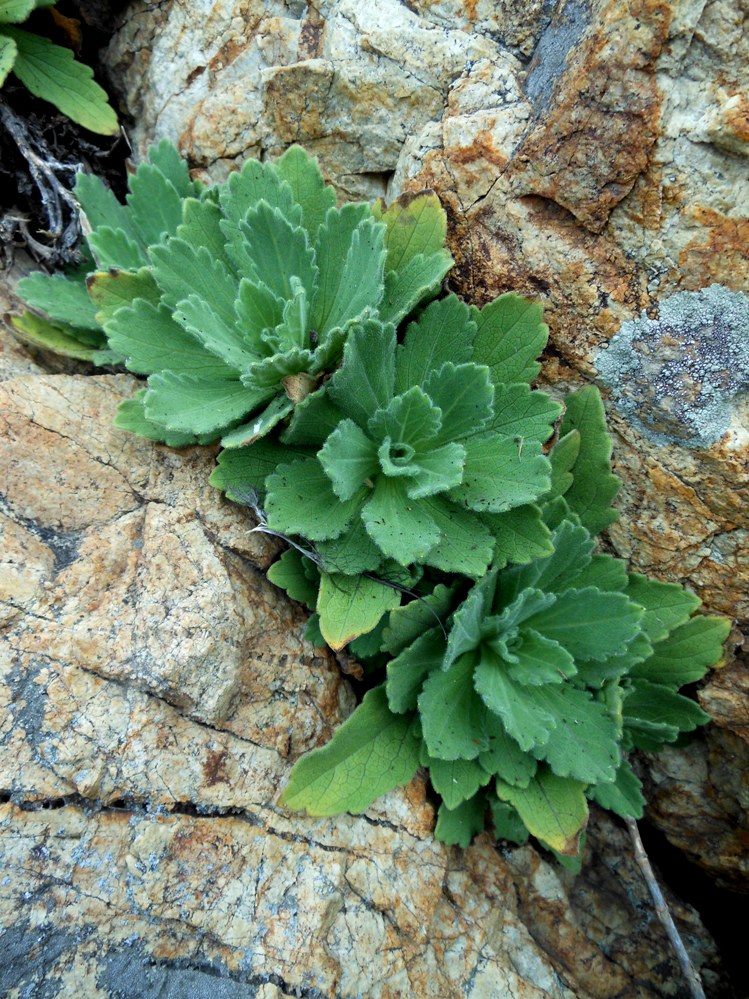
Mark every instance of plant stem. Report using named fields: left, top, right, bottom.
left=625, top=817, right=706, bottom=999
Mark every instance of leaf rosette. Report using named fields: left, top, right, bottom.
left=215, top=295, right=561, bottom=580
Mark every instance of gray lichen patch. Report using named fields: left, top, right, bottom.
left=596, top=285, right=749, bottom=448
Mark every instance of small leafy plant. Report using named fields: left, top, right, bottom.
left=12, top=139, right=200, bottom=367
left=12, top=142, right=731, bottom=865
left=0, top=0, right=117, bottom=135
left=275, top=389, right=731, bottom=858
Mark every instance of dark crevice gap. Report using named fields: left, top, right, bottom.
left=637, top=818, right=748, bottom=997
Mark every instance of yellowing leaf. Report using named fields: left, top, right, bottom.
left=495, top=770, right=589, bottom=855
left=317, top=572, right=401, bottom=650
left=280, top=686, right=420, bottom=815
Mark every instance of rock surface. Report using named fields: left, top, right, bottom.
left=0, top=364, right=728, bottom=997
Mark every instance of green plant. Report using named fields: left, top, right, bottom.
left=12, top=139, right=200, bottom=368
left=0, top=0, right=117, bottom=135
left=13, top=142, right=731, bottom=865
left=277, top=389, right=731, bottom=858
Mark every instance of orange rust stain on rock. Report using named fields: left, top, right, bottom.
left=448, top=132, right=508, bottom=170
left=208, top=37, right=247, bottom=74
left=203, top=748, right=230, bottom=787
left=678, top=212, right=749, bottom=290
left=724, top=93, right=749, bottom=143
left=509, top=0, right=671, bottom=232
left=463, top=0, right=478, bottom=22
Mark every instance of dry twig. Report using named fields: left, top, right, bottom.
left=625, top=816, right=706, bottom=999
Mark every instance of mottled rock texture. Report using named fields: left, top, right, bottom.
left=0, top=369, right=726, bottom=996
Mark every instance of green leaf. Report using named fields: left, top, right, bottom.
left=588, top=759, right=645, bottom=820
left=127, top=163, right=185, bottom=246
left=473, top=649, right=556, bottom=752
left=106, top=300, right=235, bottom=378
left=220, top=395, right=294, bottom=448
left=382, top=583, right=455, bottom=656
left=147, top=139, right=200, bottom=198
left=210, top=439, right=313, bottom=499
left=150, top=239, right=237, bottom=329
left=471, top=294, right=548, bottom=385
left=394, top=295, right=476, bottom=394
left=526, top=587, right=643, bottom=661
left=267, top=549, right=320, bottom=609
left=406, top=442, right=466, bottom=499
left=9, top=309, right=106, bottom=361
left=219, top=158, right=299, bottom=264
left=507, top=630, right=576, bottom=686
left=114, top=393, right=197, bottom=447
left=317, top=572, right=401, bottom=650
left=304, top=613, right=326, bottom=648
left=265, top=457, right=365, bottom=542
left=487, top=384, right=562, bottom=444
left=508, top=520, right=594, bottom=596
left=624, top=573, right=701, bottom=643
left=311, top=216, right=386, bottom=336
left=173, top=292, right=258, bottom=371
left=423, top=362, right=494, bottom=443
left=531, top=685, right=620, bottom=784
left=443, top=570, right=497, bottom=668
left=178, top=196, right=234, bottom=272
left=630, top=615, right=731, bottom=686
left=377, top=251, right=453, bottom=326
left=557, top=552, right=628, bottom=594
left=6, top=27, right=118, bottom=135
left=489, top=798, right=529, bottom=844
left=426, top=754, right=491, bottom=810
left=0, top=32, right=17, bottom=86
left=420, top=653, right=493, bottom=760
left=87, top=268, right=160, bottom=325
left=363, top=476, right=440, bottom=564
left=386, top=627, right=445, bottom=713
left=558, top=387, right=620, bottom=534
left=327, top=318, right=395, bottom=426
left=483, top=506, right=553, bottom=570
left=449, top=433, right=551, bottom=513
left=88, top=226, right=144, bottom=270
left=0, top=2, right=35, bottom=25
left=17, top=272, right=101, bottom=331
left=144, top=373, right=269, bottom=436
left=274, top=145, right=336, bottom=237
left=368, top=386, right=442, bottom=449
left=419, top=497, right=495, bottom=577
left=373, top=191, right=448, bottom=273
left=75, top=171, right=138, bottom=240
left=544, top=430, right=580, bottom=502
left=280, top=686, right=420, bottom=816
left=282, top=387, right=346, bottom=447
left=349, top=616, right=389, bottom=660
left=234, top=277, right=285, bottom=347
left=434, top=795, right=486, bottom=848
left=238, top=202, right=317, bottom=302
left=495, top=770, right=588, bottom=855
left=479, top=726, right=537, bottom=788
left=319, top=419, right=379, bottom=500
left=623, top=678, right=710, bottom=737
left=314, top=517, right=383, bottom=576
